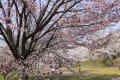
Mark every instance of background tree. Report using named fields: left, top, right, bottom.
left=57, top=0, right=120, bottom=63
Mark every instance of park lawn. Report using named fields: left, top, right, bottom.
left=0, top=71, right=17, bottom=80
left=81, top=59, right=120, bottom=75
left=81, top=67, right=120, bottom=75
left=59, top=59, right=120, bottom=80
left=60, top=66, right=120, bottom=80
left=0, top=75, right=3, bottom=80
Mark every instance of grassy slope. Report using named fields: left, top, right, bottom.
left=60, top=59, right=120, bottom=80
left=79, top=59, right=120, bottom=75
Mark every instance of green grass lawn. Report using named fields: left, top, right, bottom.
left=0, top=59, right=120, bottom=80
left=60, top=59, right=120, bottom=80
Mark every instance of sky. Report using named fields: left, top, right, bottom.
left=112, top=22, right=120, bottom=30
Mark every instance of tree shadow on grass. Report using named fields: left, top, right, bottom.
left=0, top=72, right=120, bottom=80
left=48, top=74, right=120, bottom=80
left=83, top=74, right=120, bottom=80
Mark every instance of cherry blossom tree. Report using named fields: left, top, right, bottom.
left=0, top=0, right=120, bottom=80
left=0, top=0, right=82, bottom=79
left=58, top=0, right=120, bottom=50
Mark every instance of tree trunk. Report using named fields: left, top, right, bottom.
left=19, top=75, right=28, bottom=80
left=78, top=63, right=81, bottom=73
left=3, top=75, right=5, bottom=80
left=17, top=60, right=29, bottom=80
left=18, top=71, right=29, bottom=80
